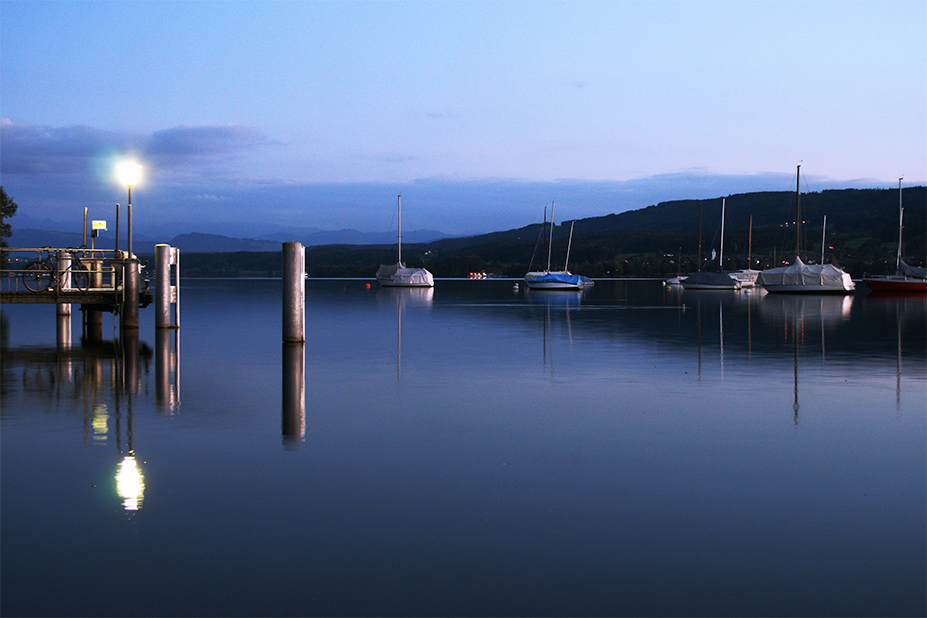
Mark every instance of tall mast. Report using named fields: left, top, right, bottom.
left=821, top=215, right=826, bottom=264
left=565, top=221, right=575, bottom=271
left=748, top=215, right=753, bottom=267
left=547, top=200, right=555, bottom=272
left=795, top=164, right=801, bottom=257
left=720, top=198, right=726, bottom=270
left=698, top=203, right=703, bottom=268
left=397, top=194, right=402, bottom=265
left=896, top=177, right=904, bottom=274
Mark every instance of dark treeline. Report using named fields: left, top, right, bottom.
left=160, top=187, right=926, bottom=279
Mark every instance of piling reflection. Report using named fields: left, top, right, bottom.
left=156, top=328, right=181, bottom=413
left=282, top=342, right=306, bottom=448
left=1, top=317, right=159, bottom=512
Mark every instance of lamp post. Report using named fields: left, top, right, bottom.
left=116, top=162, right=142, bottom=257
left=117, top=161, right=142, bottom=330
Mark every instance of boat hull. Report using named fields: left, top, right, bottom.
left=681, top=271, right=742, bottom=290
left=863, top=277, right=927, bottom=293
left=525, top=281, right=584, bottom=290
left=761, top=284, right=854, bottom=294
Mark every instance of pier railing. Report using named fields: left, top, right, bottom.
left=0, top=246, right=127, bottom=303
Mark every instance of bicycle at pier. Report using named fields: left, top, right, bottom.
left=22, top=248, right=92, bottom=292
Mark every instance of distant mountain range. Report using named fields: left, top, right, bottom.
left=8, top=186, right=925, bottom=259
left=7, top=227, right=451, bottom=254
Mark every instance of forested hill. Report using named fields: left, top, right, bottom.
left=170, top=186, right=926, bottom=278
left=431, top=187, right=926, bottom=248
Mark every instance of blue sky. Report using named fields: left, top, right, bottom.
left=2, top=0, right=924, bottom=239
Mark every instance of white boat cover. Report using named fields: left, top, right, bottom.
left=757, top=257, right=855, bottom=292
left=376, top=262, right=434, bottom=287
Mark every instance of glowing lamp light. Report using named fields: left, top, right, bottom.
left=116, top=161, right=142, bottom=187
left=116, top=455, right=145, bottom=511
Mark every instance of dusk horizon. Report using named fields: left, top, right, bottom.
left=2, top=1, right=924, bottom=239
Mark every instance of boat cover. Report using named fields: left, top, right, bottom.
left=524, top=271, right=585, bottom=287
left=901, top=261, right=927, bottom=279
left=757, top=257, right=854, bottom=291
left=681, top=271, right=741, bottom=289
left=376, top=262, right=434, bottom=286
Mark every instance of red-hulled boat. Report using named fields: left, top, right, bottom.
left=863, top=178, right=927, bottom=294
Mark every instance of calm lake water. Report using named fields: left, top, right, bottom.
left=2, top=278, right=925, bottom=617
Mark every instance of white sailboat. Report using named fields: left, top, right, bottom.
left=757, top=165, right=855, bottom=294
left=524, top=201, right=585, bottom=290
left=376, top=195, right=434, bottom=288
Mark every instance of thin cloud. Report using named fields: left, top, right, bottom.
left=0, top=118, right=123, bottom=175
left=1, top=119, right=274, bottom=178
left=147, top=124, right=272, bottom=158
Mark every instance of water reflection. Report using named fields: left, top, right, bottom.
left=526, top=290, right=584, bottom=371
left=116, top=454, right=145, bottom=511
left=282, top=342, right=306, bottom=448
left=377, top=286, right=434, bottom=381
left=156, top=328, right=181, bottom=413
left=0, top=319, right=180, bottom=511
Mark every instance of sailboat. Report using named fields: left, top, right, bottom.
left=757, top=165, right=855, bottom=294
left=863, top=178, right=927, bottom=293
left=375, top=195, right=435, bottom=287
left=682, top=198, right=742, bottom=290
left=524, top=202, right=585, bottom=290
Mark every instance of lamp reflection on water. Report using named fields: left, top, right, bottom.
left=116, top=453, right=145, bottom=511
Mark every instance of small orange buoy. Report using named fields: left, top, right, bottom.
left=365, top=283, right=371, bottom=289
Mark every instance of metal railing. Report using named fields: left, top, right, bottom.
left=0, top=247, right=125, bottom=296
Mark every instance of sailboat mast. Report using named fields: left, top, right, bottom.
left=565, top=221, right=575, bottom=271
left=748, top=215, right=753, bottom=268
left=397, top=194, right=402, bottom=265
left=720, top=198, right=726, bottom=270
left=547, top=200, right=555, bottom=272
left=821, top=215, right=826, bottom=264
left=896, top=177, right=904, bottom=274
left=795, top=164, right=801, bottom=257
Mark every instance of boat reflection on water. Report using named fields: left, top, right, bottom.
left=525, top=288, right=584, bottom=372
left=377, top=286, right=434, bottom=381
left=758, top=292, right=854, bottom=324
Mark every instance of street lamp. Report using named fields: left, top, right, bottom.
left=116, top=162, right=142, bottom=257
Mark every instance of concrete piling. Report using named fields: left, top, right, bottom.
left=282, top=242, right=305, bottom=343
left=122, top=258, right=140, bottom=330
left=155, top=244, right=181, bottom=329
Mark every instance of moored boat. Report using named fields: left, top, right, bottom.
left=376, top=195, right=434, bottom=288
left=757, top=165, right=854, bottom=294
left=862, top=179, right=926, bottom=293
left=682, top=198, right=742, bottom=290
left=524, top=203, right=586, bottom=290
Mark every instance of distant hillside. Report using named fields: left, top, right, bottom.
left=257, top=228, right=449, bottom=246
left=7, top=186, right=924, bottom=279
left=8, top=227, right=449, bottom=253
